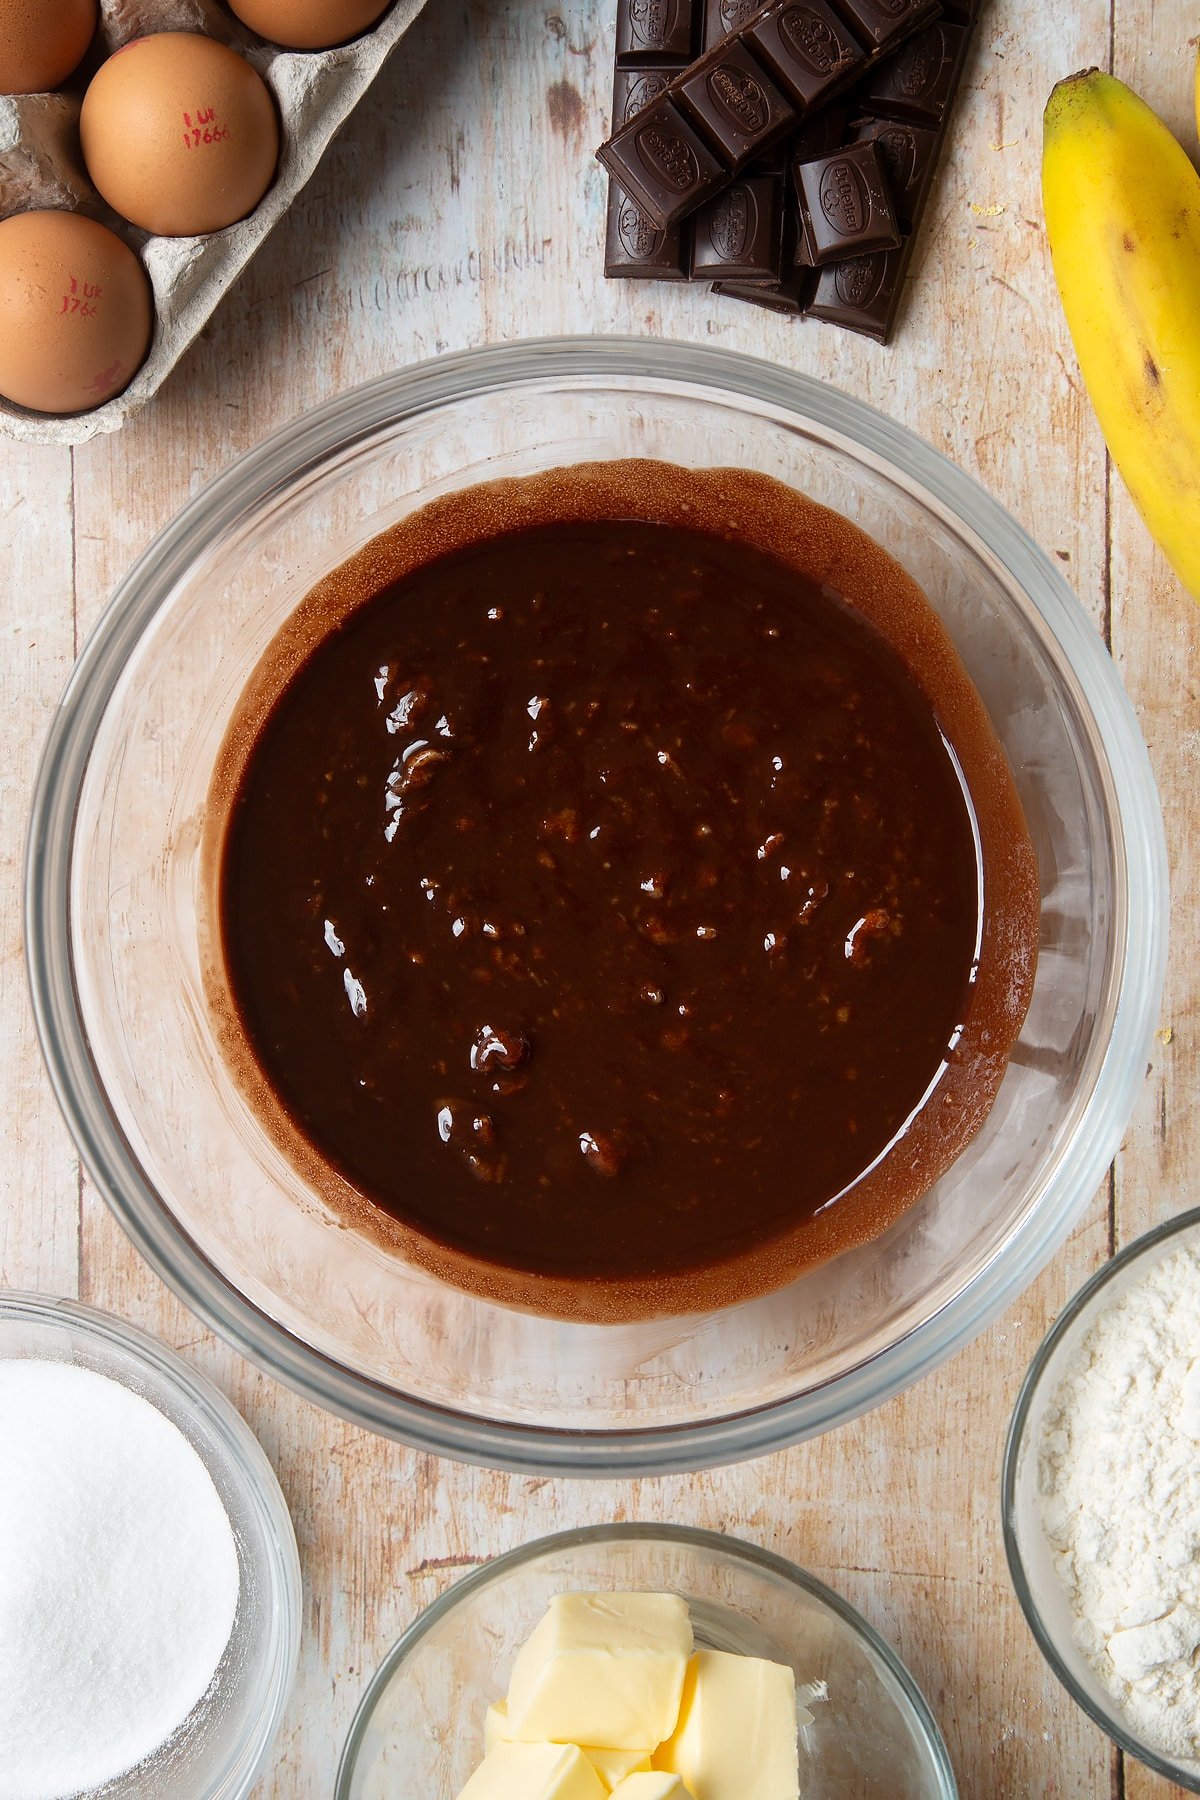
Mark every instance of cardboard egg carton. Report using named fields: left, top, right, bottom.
left=0, top=0, right=429, bottom=444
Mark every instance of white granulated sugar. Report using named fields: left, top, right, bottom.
left=1038, top=1241, right=1200, bottom=1762
left=0, top=1359, right=240, bottom=1800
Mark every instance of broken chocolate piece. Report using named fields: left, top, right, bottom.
left=599, top=92, right=727, bottom=229
left=676, top=39, right=796, bottom=169
left=742, top=0, right=865, bottom=112
left=793, top=138, right=900, bottom=265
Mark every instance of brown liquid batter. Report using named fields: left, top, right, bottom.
left=205, top=462, right=1038, bottom=1321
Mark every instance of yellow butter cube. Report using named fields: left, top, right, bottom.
left=583, top=1746, right=655, bottom=1789
left=483, top=1699, right=651, bottom=1792
left=655, top=1649, right=799, bottom=1800
left=455, top=1742, right=607, bottom=1800
left=483, top=1701, right=512, bottom=1753
left=506, top=1593, right=693, bottom=1750
left=610, top=1777, right=695, bottom=1798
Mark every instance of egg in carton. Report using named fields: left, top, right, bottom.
left=0, top=0, right=430, bottom=445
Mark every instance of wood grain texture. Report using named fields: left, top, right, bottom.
left=0, top=442, right=78, bottom=1297
left=1, top=0, right=1197, bottom=1795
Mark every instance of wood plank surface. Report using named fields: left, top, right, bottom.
left=2, top=0, right=1197, bottom=1794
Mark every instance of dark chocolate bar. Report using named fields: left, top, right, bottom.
left=793, top=138, right=900, bottom=264
left=604, top=0, right=979, bottom=343
left=749, top=8, right=972, bottom=335
left=598, top=0, right=939, bottom=231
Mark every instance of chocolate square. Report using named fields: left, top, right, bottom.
left=598, top=94, right=728, bottom=228
left=744, top=0, right=865, bottom=112
left=847, top=116, right=939, bottom=225
left=793, top=139, right=900, bottom=264
left=828, top=0, right=939, bottom=53
left=605, top=188, right=690, bottom=276
left=677, top=41, right=795, bottom=168
left=691, top=174, right=785, bottom=277
left=613, top=65, right=682, bottom=128
left=702, top=0, right=772, bottom=47
left=861, top=21, right=969, bottom=125
left=804, top=237, right=912, bottom=338
left=616, top=0, right=698, bottom=64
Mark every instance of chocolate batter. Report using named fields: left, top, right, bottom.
left=205, top=462, right=1038, bottom=1321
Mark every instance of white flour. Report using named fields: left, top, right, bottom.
left=1038, top=1240, right=1200, bottom=1762
left=0, top=1359, right=241, bottom=1800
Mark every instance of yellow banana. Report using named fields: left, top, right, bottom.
left=1042, top=69, right=1200, bottom=601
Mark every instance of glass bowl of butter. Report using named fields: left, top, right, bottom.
left=335, top=1523, right=957, bottom=1799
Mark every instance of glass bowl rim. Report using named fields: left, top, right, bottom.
left=1001, top=1204, right=1200, bottom=1791
left=332, top=1519, right=959, bottom=1799
left=24, top=334, right=1169, bottom=1475
left=0, top=1288, right=303, bottom=1799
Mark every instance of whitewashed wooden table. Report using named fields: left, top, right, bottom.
left=2, top=2, right=1198, bottom=1794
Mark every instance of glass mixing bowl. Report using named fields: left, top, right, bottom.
left=1003, top=1208, right=1200, bottom=1791
left=0, top=1292, right=301, bottom=1799
left=335, top=1523, right=958, bottom=1799
left=26, top=337, right=1166, bottom=1474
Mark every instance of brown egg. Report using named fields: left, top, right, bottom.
left=225, top=0, right=391, bottom=50
left=0, top=210, right=153, bottom=413
left=0, top=0, right=97, bottom=95
left=80, top=33, right=279, bottom=236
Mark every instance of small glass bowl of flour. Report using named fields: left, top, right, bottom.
left=0, top=1292, right=301, bottom=1800
left=1003, top=1207, right=1200, bottom=1791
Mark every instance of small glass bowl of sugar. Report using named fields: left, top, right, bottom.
left=1003, top=1206, right=1200, bottom=1792
left=0, top=1292, right=301, bottom=1800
